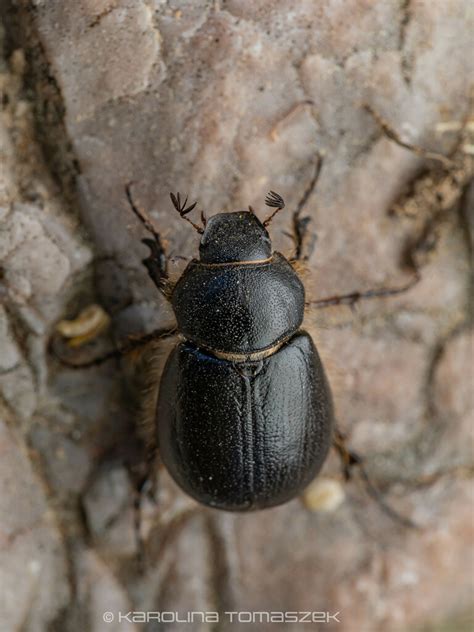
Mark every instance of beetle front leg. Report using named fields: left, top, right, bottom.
left=140, top=237, right=173, bottom=299
left=290, top=154, right=324, bottom=262
left=126, top=183, right=173, bottom=298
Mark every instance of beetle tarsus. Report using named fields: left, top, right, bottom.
left=292, top=214, right=315, bottom=262
left=126, top=182, right=162, bottom=241
left=133, top=481, right=146, bottom=572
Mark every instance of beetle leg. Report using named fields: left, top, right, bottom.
left=289, top=154, right=324, bottom=261
left=141, top=238, right=173, bottom=298
left=51, top=326, right=177, bottom=368
left=333, top=427, right=418, bottom=529
left=125, top=183, right=174, bottom=297
left=307, top=269, right=421, bottom=310
left=127, top=188, right=171, bottom=297
left=132, top=476, right=147, bottom=571
left=124, top=440, right=161, bottom=572
left=364, top=104, right=455, bottom=168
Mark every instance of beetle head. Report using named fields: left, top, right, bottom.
left=199, top=212, right=272, bottom=264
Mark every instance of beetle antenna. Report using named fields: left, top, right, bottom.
left=263, top=191, right=286, bottom=226
left=200, top=210, right=207, bottom=228
left=170, top=191, right=204, bottom=234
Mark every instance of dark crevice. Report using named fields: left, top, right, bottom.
left=369, top=292, right=471, bottom=491
left=3, top=301, right=38, bottom=367
left=457, top=179, right=474, bottom=284
left=88, top=3, right=118, bottom=29
left=1, top=1, right=81, bottom=208
left=399, top=0, right=413, bottom=86
left=353, top=159, right=473, bottom=488
left=205, top=513, right=240, bottom=632
left=1, top=5, right=94, bottom=629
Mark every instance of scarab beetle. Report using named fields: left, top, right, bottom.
left=126, top=179, right=334, bottom=511
left=57, top=116, right=424, bottom=522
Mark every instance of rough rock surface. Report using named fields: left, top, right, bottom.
left=0, top=2, right=473, bottom=631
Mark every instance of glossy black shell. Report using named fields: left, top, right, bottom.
left=157, top=332, right=333, bottom=510
left=199, top=211, right=272, bottom=263
left=172, top=253, right=305, bottom=354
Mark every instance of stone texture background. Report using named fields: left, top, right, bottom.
left=0, top=1, right=473, bottom=631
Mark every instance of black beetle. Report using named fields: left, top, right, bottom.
left=55, top=115, right=427, bottom=525
left=55, top=167, right=419, bottom=518
left=125, top=177, right=334, bottom=511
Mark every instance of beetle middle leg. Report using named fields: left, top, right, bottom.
left=306, top=105, right=468, bottom=309
left=51, top=325, right=177, bottom=368
left=306, top=270, right=421, bottom=310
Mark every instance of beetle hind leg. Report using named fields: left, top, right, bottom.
left=128, top=333, right=178, bottom=570
left=333, top=427, right=418, bottom=529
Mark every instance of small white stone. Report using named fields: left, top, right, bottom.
left=29, top=560, right=41, bottom=575
left=302, top=477, right=345, bottom=513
